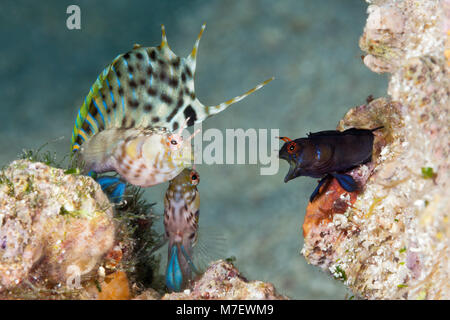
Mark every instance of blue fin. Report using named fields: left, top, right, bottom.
left=331, top=173, right=358, bottom=192
left=180, top=244, right=199, bottom=275
left=96, top=176, right=126, bottom=203
left=166, top=245, right=183, bottom=292
left=310, top=175, right=331, bottom=202
left=110, top=182, right=126, bottom=203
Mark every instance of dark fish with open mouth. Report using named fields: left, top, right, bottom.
left=279, top=127, right=383, bottom=202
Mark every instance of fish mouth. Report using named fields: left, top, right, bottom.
left=278, top=150, right=289, bottom=162
left=283, top=161, right=300, bottom=183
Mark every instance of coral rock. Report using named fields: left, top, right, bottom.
left=302, top=0, right=449, bottom=300
left=160, top=260, right=287, bottom=300
left=0, top=160, right=115, bottom=295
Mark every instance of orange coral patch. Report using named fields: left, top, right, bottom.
left=98, top=271, right=130, bottom=300
left=303, top=178, right=358, bottom=238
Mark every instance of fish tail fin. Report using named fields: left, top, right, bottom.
left=165, top=241, right=200, bottom=292
left=166, top=244, right=183, bottom=292
left=205, top=77, right=274, bottom=117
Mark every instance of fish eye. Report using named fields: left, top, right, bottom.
left=287, top=142, right=298, bottom=154
left=190, top=171, right=200, bottom=184
left=171, top=140, right=178, bottom=145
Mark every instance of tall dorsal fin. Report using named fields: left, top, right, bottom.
left=160, top=24, right=169, bottom=49
left=187, top=23, right=206, bottom=74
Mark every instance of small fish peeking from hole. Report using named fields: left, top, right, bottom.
left=279, top=127, right=383, bottom=202
left=163, top=168, right=201, bottom=292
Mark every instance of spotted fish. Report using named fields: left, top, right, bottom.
left=71, top=24, right=273, bottom=192
left=163, top=168, right=201, bottom=291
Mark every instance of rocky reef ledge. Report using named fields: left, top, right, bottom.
left=302, top=0, right=449, bottom=299
left=0, top=160, right=285, bottom=299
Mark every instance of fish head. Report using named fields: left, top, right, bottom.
left=140, top=129, right=193, bottom=171
left=169, top=168, right=200, bottom=190
left=279, top=137, right=304, bottom=183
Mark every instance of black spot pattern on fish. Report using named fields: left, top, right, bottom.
left=72, top=24, right=273, bottom=152
left=168, top=78, right=179, bottom=88
left=147, top=87, right=157, bottom=96
left=160, top=93, right=173, bottom=105
left=185, top=66, right=192, bottom=78
left=149, top=49, right=156, bottom=61
left=183, top=105, right=197, bottom=126
left=171, top=57, right=180, bottom=68
left=144, top=104, right=153, bottom=112
left=129, top=80, right=137, bottom=88
left=177, top=97, right=184, bottom=109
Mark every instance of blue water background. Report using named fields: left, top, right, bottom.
left=0, top=0, right=387, bottom=299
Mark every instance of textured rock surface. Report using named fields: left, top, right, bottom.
left=302, top=0, right=449, bottom=299
left=0, top=160, right=115, bottom=297
left=0, top=161, right=285, bottom=300
left=86, top=260, right=287, bottom=300
left=160, top=260, right=287, bottom=300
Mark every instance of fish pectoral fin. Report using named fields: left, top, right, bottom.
left=166, top=245, right=183, bottom=292
left=180, top=245, right=199, bottom=275
left=309, top=175, right=332, bottom=202
left=331, top=173, right=358, bottom=192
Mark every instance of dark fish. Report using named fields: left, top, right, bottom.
left=279, top=127, right=383, bottom=202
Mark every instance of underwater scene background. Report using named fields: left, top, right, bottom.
left=0, top=0, right=387, bottom=299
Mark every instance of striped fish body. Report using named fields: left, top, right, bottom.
left=71, top=24, right=273, bottom=187
left=164, top=168, right=200, bottom=291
